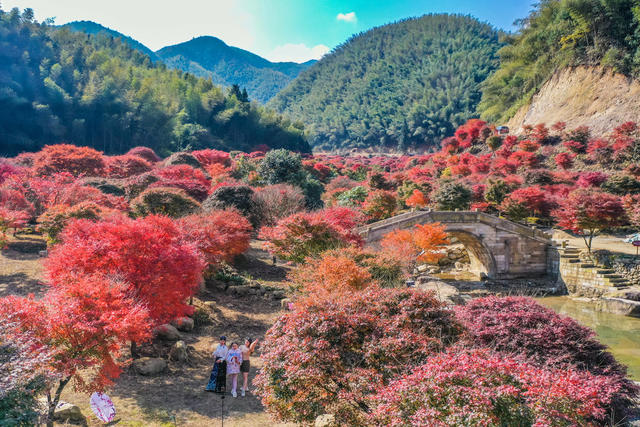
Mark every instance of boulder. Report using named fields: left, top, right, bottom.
left=153, top=324, right=181, bottom=341
left=234, top=286, right=251, bottom=296
left=171, top=317, right=194, bottom=332
left=169, top=340, right=188, bottom=362
left=315, top=414, right=336, bottom=427
left=416, top=264, right=428, bottom=273
left=271, top=290, right=286, bottom=300
left=134, top=357, right=167, bottom=375
left=42, top=401, right=86, bottom=425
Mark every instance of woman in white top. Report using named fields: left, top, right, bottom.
left=205, top=336, right=228, bottom=393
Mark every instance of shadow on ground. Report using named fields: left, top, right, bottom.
left=0, top=272, right=44, bottom=297
left=91, top=287, right=285, bottom=426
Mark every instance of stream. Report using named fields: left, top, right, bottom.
left=538, top=296, right=640, bottom=380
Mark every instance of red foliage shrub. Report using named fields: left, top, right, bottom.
left=553, top=188, right=626, bottom=251
left=33, top=144, right=105, bottom=177
left=155, top=164, right=209, bottom=187
left=259, top=207, right=364, bottom=262
left=456, top=297, right=637, bottom=412
left=126, top=146, right=161, bottom=163
left=577, top=171, right=608, bottom=187
left=191, top=149, right=231, bottom=167
left=587, top=138, right=613, bottom=162
left=0, top=158, right=20, bottom=184
left=369, top=349, right=624, bottom=426
left=563, top=140, right=586, bottom=153
left=0, top=274, right=152, bottom=420
left=509, top=150, right=539, bottom=168
left=500, top=185, right=554, bottom=219
left=105, top=155, right=152, bottom=178
left=45, top=215, right=205, bottom=324
left=555, top=152, right=575, bottom=170
left=177, top=210, right=251, bottom=266
left=518, top=139, right=540, bottom=152
left=254, top=288, right=463, bottom=424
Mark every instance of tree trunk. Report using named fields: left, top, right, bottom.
left=131, top=341, right=139, bottom=359
left=46, top=376, right=71, bottom=427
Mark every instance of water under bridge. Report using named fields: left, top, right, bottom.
left=358, top=210, right=554, bottom=280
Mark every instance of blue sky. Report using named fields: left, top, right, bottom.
left=5, top=0, right=534, bottom=62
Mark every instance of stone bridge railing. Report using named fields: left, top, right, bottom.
left=357, top=210, right=552, bottom=244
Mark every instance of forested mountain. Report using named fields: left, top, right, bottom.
left=479, top=0, right=640, bottom=123
left=269, top=14, right=502, bottom=151
left=157, top=37, right=315, bottom=103
left=0, top=7, right=309, bottom=156
left=62, top=20, right=161, bottom=62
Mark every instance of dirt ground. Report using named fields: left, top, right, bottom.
left=553, top=229, right=640, bottom=255
left=1, top=235, right=294, bottom=427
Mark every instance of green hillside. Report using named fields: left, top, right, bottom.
left=269, top=14, right=502, bottom=151
left=157, top=37, right=315, bottom=103
left=62, top=20, right=161, bottom=62
left=479, top=0, right=640, bottom=123
left=0, top=8, right=309, bottom=156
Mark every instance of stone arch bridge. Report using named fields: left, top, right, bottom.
left=358, top=210, right=553, bottom=280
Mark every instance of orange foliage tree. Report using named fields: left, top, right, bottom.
left=380, top=222, right=449, bottom=270
left=292, top=251, right=373, bottom=301
left=405, top=189, right=428, bottom=208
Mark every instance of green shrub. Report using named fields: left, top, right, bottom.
left=132, top=187, right=200, bottom=218
left=163, top=152, right=202, bottom=169
left=203, top=185, right=262, bottom=227
left=434, top=182, right=471, bottom=211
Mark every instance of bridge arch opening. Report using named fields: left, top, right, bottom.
left=446, top=230, right=497, bottom=280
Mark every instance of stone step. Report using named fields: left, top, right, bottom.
left=563, top=247, right=580, bottom=253
left=606, top=278, right=630, bottom=284
left=601, top=273, right=624, bottom=279
left=560, top=255, right=580, bottom=260
left=579, top=263, right=595, bottom=268
left=567, top=258, right=581, bottom=263
left=597, top=269, right=616, bottom=274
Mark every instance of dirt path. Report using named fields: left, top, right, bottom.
left=552, top=229, right=640, bottom=255
left=60, top=288, right=292, bottom=427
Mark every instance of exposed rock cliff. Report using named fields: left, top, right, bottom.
left=507, top=66, right=640, bottom=135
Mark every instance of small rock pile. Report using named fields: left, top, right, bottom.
left=206, top=277, right=287, bottom=301
left=614, top=259, right=640, bottom=286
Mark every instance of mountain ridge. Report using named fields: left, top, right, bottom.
left=62, top=22, right=315, bottom=103
left=156, top=36, right=315, bottom=103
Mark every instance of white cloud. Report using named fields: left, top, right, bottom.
left=266, top=43, right=330, bottom=63
left=336, top=12, right=357, bottom=23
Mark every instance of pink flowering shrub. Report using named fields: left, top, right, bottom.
left=456, top=297, right=638, bottom=412
left=259, top=207, right=364, bottom=262
left=369, top=349, right=622, bottom=427
left=254, top=288, right=463, bottom=425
